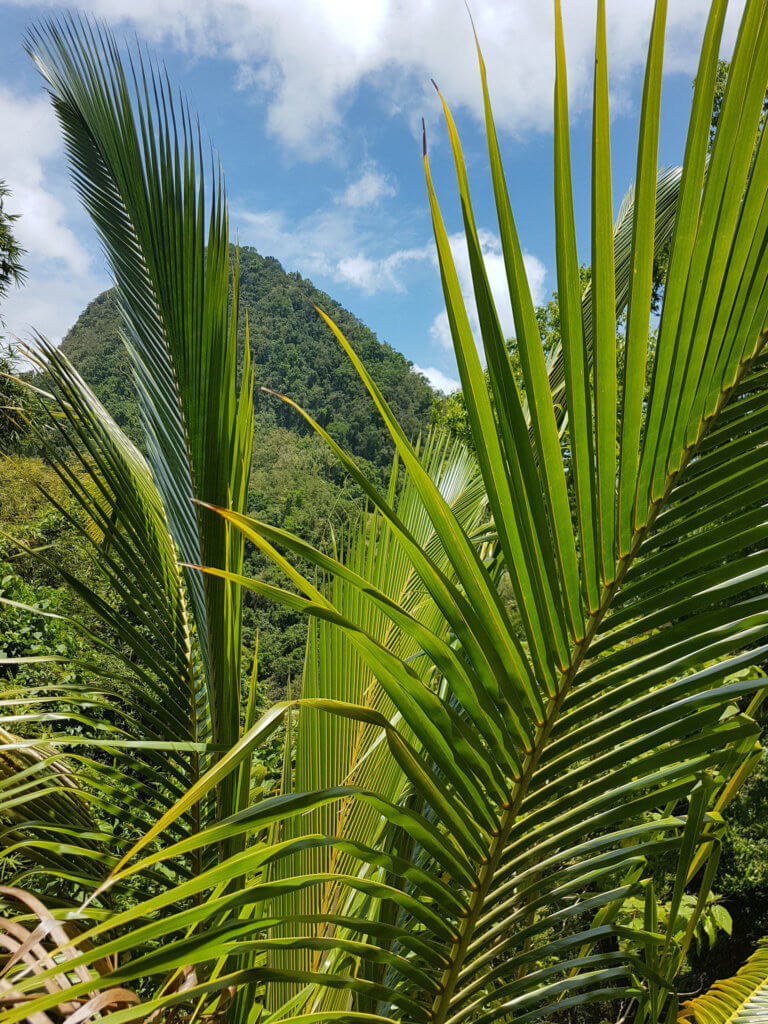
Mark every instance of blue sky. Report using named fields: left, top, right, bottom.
left=0, top=0, right=746, bottom=393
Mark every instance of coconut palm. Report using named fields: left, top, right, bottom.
left=1, top=0, right=768, bottom=1020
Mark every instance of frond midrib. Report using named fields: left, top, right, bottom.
left=430, top=332, right=768, bottom=1024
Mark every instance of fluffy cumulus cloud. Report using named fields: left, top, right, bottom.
left=429, top=230, right=547, bottom=355
left=0, top=88, right=89, bottom=276
left=0, top=87, right=106, bottom=344
left=234, top=190, right=434, bottom=295
left=337, top=167, right=397, bottom=208
left=335, top=245, right=431, bottom=292
left=3, top=0, right=746, bottom=157
left=412, top=363, right=460, bottom=394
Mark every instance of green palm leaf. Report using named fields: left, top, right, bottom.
left=4, top=1, right=768, bottom=1022
left=211, top=2, right=764, bottom=1019
left=266, top=432, right=489, bottom=1012
left=0, top=343, right=207, bottom=902
left=26, top=17, right=254, bottom=782
left=1, top=16, right=255, bottom=1016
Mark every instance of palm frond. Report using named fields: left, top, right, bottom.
left=0, top=888, right=139, bottom=1024
left=267, top=432, right=489, bottom=1011
left=26, top=17, right=254, bottom=774
left=678, top=940, right=768, bottom=1024
left=206, top=2, right=766, bottom=1020
left=0, top=342, right=208, bottom=903
left=5, top=1, right=768, bottom=1022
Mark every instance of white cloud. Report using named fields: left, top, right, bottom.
left=336, top=245, right=430, bottom=293
left=234, top=200, right=433, bottom=295
left=338, top=168, right=396, bottom=208
left=236, top=195, right=550, bottom=366
left=429, top=230, right=548, bottom=356
left=7, top=0, right=747, bottom=157
left=0, top=88, right=90, bottom=276
left=412, top=363, right=460, bottom=394
left=429, top=309, right=453, bottom=352
left=0, top=87, right=106, bottom=345
left=1, top=270, right=105, bottom=349
left=335, top=254, right=386, bottom=291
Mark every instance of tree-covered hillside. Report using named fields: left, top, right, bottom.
left=60, top=245, right=435, bottom=470
left=55, top=245, right=437, bottom=700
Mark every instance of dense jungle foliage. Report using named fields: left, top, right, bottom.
left=58, top=247, right=435, bottom=468
left=36, top=246, right=435, bottom=697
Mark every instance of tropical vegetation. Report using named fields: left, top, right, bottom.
left=49, top=248, right=437, bottom=699
left=1, top=0, right=768, bottom=1021
left=0, top=181, right=25, bottom=309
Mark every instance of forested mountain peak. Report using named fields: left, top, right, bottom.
left=59, top=244, right=435, bottom=468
